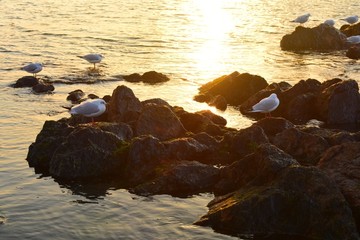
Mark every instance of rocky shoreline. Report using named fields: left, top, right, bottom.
left=26, top=71, right=360, bottom=239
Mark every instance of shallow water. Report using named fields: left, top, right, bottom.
left=1, top=0, right=360, bottom=239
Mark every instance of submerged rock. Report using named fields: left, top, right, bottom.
left=280, top=24, right=347, bottom=51
left=32, top=82, right=55, bottom=93
left=346, top=45, right=360, bottom=60
left=12, top=76, right=39, bottom=88
left=123, top=71, right=170, bottom=84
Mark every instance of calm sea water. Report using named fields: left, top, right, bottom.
left=1, top=0, right=360, bottom=239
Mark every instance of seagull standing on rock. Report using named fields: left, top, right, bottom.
left=324, top=19, right=336, bottom=27
left=291, top=13, right=311, bottom=24
left=340, top=15, right=359, bottom=24
left=70, top=98, right=107, bottom=122
left=248, top=93, right=280, bottom=117
left=346, top=35, right=360, bottom=44
left=21, top=63, right=43, bottom=78
left=78, top=54, right=104, bottom=69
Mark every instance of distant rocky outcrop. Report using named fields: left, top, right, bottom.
left=122, top=71, right=170, bottom=84
left=280, top=24, right=347, bottom=51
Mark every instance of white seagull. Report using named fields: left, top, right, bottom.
left=70, top=98, right=107, bottom=121
left=346, top=35, right=360, bottom=44
left=78, top=54, right=104, bottom=69
left=21, top=63, right=43, bottom=77
left=291, top=13, right=311, bottom=24
left=340, top=15, right=359, bottom=25
left=324, top=19, right=335, bottom=27
left=248, top=93, right=280, bottom=117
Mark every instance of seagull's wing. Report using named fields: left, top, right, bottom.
left=70, top=102, right=100, bottom=115
left=252, top=97, right=278, bottom=112
left=22, top=63, right=38, bottom=72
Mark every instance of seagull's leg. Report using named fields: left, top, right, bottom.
left=93, top=63, right=96, bottom=69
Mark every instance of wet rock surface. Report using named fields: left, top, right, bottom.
left=26, top=82, right=360, bottom=239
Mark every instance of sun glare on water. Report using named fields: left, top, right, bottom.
left=182, top=1, right=237, bottom=81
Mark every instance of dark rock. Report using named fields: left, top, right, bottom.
left=228, top=125, right=269, bottom=161
left=214, top=143, right=298, bottom=195
left=141, top=71, right=170, bottom=84
left=316, top=80, right=360, bottom=124
left=49, top=127, right=126, bottom=179
left=195, top=71, right=268, bottom=106
left=281, top=24, right=347, bottom=51
left=209, top=95, right=227, bottom=110
left=122, top=73, right=142, bottom=83
left=26, top=120, right=75, bottom=173
left=272, top=127, right=329, bottom=165
left=196, top=166, right=359, bottom=240
left=130, top=160, right=220, bottom=197
left=122, top=71, right=170, bottom=84
left=193, top=93, right=211, bottom=103
left=32, top=82, right=55, bottom=93
left=163, top=137, right=211, bottom=163
left=254, top=117, right=295, bottom=137
left=346, top=45, right=360, bottom=60
left=142, top=98, right=171, bottom=108
left=124, top=135, right=168, bottom=185
left=87, top=93, right=99, bottom=99
left=196, top=110, right=227, bottom=126
left=135, top=104, right=186, bottom=140
left=103, top=95, right=111, bottom=103
left=340, top=22, right=360, bottom=37
left=174, top=107, right=228, bottom=136
left=12, top=76, right=39, bottom=88
left=97, top=122, right=133, bottom=141
left=108, top=85, right=142, bottom=123
left=67, top=89, right=85, bottom=103
left=318, top=142, right=360, bottom=230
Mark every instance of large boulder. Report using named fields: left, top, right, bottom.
left=123, top=135, right=168, bottom=185
left=108, top=85, right=142, bottom=123
left=318, top=142, right=360, bottom=230
left=26, top=120, right=75, bottom=173
left=227, top=125, right=269, bottom=161
left=130, top=160, right=220, bottom=197
left=281, top=24, right=347, bottom=51
left=135, top=103, right=186, bottom=140
left=214, top=143, right=298, bottom=195
left=49, top=126, right=127, bottom=179
left=316, top=80, right=360, bottom=124
left=194, top=71, right=268, bottom=107
left=272, top=127, right=329, bottom=166
left=196, top=166, right=359, bottom=240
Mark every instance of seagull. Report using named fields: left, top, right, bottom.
left=78, top=54, right=104, bottom=69
left=340, top=15, right=359, bottom=25
left=291, top=13, right=311, bottom=24
left=248, top=93, right=280, bottom=117
left=70, top=98, right=106, bottom=122
left=21, top=63, right=43, bottom=78
left=346, top=35, right=360, bottom=44
left=324, top=19, right=335, bottom=27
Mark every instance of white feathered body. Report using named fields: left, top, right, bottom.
left=291, top=13, right=311, bottom=24
left=70, top=99, right=106, bottom=117
left=341, top=15, right=359, bottom=24
left=249, top=93, right=280, bottom=113
left=22, top=63, right=43, bottom=74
